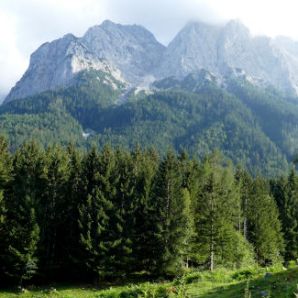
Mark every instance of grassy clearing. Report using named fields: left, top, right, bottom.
left=0, top=266, right=297, bottom=297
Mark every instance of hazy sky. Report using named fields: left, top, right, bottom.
left=1, top=0, right=298, bottom=95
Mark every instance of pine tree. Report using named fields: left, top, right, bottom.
left=6, top=195, right=40, bottom=285
left=129, top=147, right=159, bottom=273
left=180, top=188, right=195, bottom=269
left=149, top=150, right=191, bottom=275
left=0, top=137, right=11, bottom=280
left=62, top=144, right=84, bottom=276
left=235, top=167, right=254, bottom=240
left=111, top=149, right=135, bottom=275
left=38, top=145, right=69, bottom=278
left=278, top=170, right=298, bottom=260
left=276, top=170, right=298, bottom=261
left=248, top=178, right=284, bottom=265
left=5, top=142, right=43, bottom=284
left=194, top=153, right=250, bottom=270
left=78, top=147, right=116, bottom=279
left=178, top=151, right=197, bottom=268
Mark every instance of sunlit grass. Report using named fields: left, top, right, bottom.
left=0, top=266, right=297, bottom=297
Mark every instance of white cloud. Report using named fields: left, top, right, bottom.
left=206, top=0, right=298, bottom=38
left=1, top=0, right=298, bottom=95
left=0, top=10, right=27, bottom=93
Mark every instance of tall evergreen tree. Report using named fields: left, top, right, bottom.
left=62, top=144, right=84, bottom=276
left=235, top=167, right=254, bottom=240
left=178, top=151, right=197, bottom=268
left=248, top=178, right=284, bottom=265
left=194, top=153, right=251, bottom=270
left=0, top=137, right=11, bottom=283
left=111, top=149, right=135, bottom=275
left=5, top=142, right=44, bottom=284
left=78, top=146, right=118, bottom=279
left=149, top=150, right=191, bottom=275
left=129, top=147, right=159, bottom=273
left=271, top=170, right=298, bottom=261
left=38, top=145, right=69, bottom=278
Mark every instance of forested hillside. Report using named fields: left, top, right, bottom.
left=1, top=70, right=298, bottom=176
left=0, top=137, right=297, bottom=286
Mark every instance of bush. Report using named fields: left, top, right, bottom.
left=232, top=269, right=254, bottom=281
left=288, top=260, right=297, bottom=269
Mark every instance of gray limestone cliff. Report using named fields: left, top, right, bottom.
left=5, top=20, right=165, bottom=102
left=6, top=19, right=298, bottom=103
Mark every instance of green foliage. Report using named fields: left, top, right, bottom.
left=248, top=178, right=284, bottom=265
left=193, top=152, right=254, bottom=270
left=0, top=137, right=11, bottom=281
left=0, top=142, right=291, bottom=285
left=78, top=147, right=116, bottom=278
left=149, top=151, right=192, bottom=275
left=0, top=264, right=297, bottom=297
left=3, top=142, right=43, bottom=284
left=38, top=145, right=70, bottom=278
left=1, top=71, right=296, bottom=176
left=271, top=169, right=298, bottom=262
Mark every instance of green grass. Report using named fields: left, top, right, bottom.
left=1, top=267, right=297, bottom=297
left=186, top=267, right=298, bottom=297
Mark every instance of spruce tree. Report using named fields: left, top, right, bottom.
left=130, top=147, right=159, bottom=273
left=38, top=145, right=69, bottom=278
left=194, top=153, right=250, bottom=270
left=111, top=149, right=135, bottom=275
left=6, top=195, right=40, bottom=285
left=63, top=144, right=84, bottom=276
left=149, top=150, right=191, bottom=275
left=271, top=169, right=298, bottom=261
left=248, top=178, right=284, bottom=265
left=0, top=137, right=11, bottom=283
left=5, top=142, right=43, bottom=284
left=78, top=147, right=116, bottom=279
left=178, top=151, right=197, bottom=268
left=280, top=170, right=298, bottom=261
left=235, top=167, right=254, bottom=240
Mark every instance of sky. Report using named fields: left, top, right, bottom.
left=1, top=0, right=298, bottom=96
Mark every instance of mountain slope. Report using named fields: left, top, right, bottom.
left=5, top=20, right=165, bottom=103
left=81, top=20, right=165, bottom=83
left=0, top=69, right=294, bottom=176
left=157, top=20, right=296, bottom=95
left=4, top=20, right=298, bottom=175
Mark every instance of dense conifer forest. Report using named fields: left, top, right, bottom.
left=3, top=71, right=298, bottom=177
left=0, top=136, right=296, bottom=287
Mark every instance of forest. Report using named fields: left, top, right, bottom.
left=0, top=136, right=297, bottom=287
left=2, top=70, right=298, bottom=176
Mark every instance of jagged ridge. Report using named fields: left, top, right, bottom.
left=5, top=19, right=298, bottom=102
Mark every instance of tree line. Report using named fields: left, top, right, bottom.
left=0, top=137, right=296, bottom=286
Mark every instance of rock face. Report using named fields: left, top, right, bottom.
left=5, top=33, right=124, bottom=102
left=81, top=20, right=166, bottom=82
left=6, top=19, right=298, bottom=103
left=156, top=20, right=296, bottom=94
left=5, top=20, right=165, bottom=102
left=0, top=93, right=5, bottom=104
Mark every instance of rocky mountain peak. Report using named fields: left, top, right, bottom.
left=223, top=19, right=250, bottom=37
left=5, top=19, right=298, bottom=103
left=81, top=20, right=165, bottom=83
left=5, top=20, right=165, bottom=102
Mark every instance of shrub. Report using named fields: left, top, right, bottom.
left=232, top=270, right=254, bottom=281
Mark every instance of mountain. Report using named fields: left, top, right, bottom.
left=3, top=20, right=298, bottom=175
left=0, top=93, right=5, bottom=104
left=156, top=20, right=298, bottom=95
left=81, top=20, right=165, bottom=83
left=5, top=20, right=165, bottom=102
left=1, top=66, right=297, bottom=176
left=6, top=19, right=298, bottom=102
